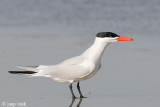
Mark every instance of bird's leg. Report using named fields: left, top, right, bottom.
left=77, top=82, right=86, bottom=98
left=69, top=83, right=76, bottom=99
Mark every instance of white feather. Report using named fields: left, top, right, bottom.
left=17, top=37, right=115, bottom=83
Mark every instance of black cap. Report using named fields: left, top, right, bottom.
left=96, top=32, right=119, bottom=38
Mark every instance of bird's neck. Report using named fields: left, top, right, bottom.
left=82, top=37, right=110, bottom=62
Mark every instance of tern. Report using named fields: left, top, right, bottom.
left=9, top=32, right=134, bottom=99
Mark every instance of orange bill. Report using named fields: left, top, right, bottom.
left=116, top=36, right=134, bottom=41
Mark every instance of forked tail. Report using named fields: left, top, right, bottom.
left=8, top=65, right=48, bottom=77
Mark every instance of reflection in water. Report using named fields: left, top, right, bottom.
left=69, top=98, right=83, bottom=107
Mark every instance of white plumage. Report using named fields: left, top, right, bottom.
left=17, top=37, right=111, bottom=83
left=9, top=32, right=133, bottom=98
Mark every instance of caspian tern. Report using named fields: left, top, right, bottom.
left=9, top=32, right=134, bottom=99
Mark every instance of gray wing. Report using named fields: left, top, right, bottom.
left=48, top=64, right=89, bottom=80
left=60, top=55, right=86, bottom=65
left=40, top=56, right=91, bottom=81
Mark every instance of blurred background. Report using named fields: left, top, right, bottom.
left=0, top=0, right=160, bottom=107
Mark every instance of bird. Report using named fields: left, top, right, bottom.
left=9, top=32, right=134, bottom=99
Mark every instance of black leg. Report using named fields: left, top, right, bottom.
left=69, top=83, right=76, bottom=99
left=77, top=82, right=86, bottom=98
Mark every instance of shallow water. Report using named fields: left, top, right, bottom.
left=0, top=0, right=160, bottom=107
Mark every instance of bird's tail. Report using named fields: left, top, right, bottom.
left=8, top=65, right=50, bottom=77
left=16, top=66, right=39, bottom=71
left=8, top=71, right=37, bottom=75
left=8, top=66, right=38, bottom=76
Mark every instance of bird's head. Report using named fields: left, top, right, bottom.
left=96, top=32, right=134, bottom=43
